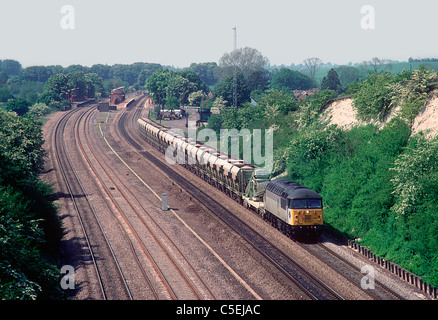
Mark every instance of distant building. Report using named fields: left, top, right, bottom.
left=293, top=88, right=320, bottom=102
left=110, top=87, right=125, bottom=105
left=98, top=102, right=109, bottom=112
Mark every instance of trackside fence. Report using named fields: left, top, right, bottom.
left=347, top=239, right=437, bottom=299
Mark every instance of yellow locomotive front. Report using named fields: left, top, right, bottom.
left=289, top=198, right=323, bottom=235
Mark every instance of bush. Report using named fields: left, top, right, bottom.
left=5, top=98, right=31, bottom=116
left=389, top=136, right=438, bottom=284
left=389, top=67, right=437, bottom=123
left=295, top=90, right=337, bottom=128
left=28, top=102, right=50, bottom=118
left=352, top=73, right=394, bottom=121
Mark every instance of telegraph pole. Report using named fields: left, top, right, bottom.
left=232, top=26, right=237, bottom=108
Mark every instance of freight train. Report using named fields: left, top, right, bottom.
left=137, top=117, right=324, bottom=237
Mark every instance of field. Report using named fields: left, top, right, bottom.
left=314, top=61, right=438, bottom=84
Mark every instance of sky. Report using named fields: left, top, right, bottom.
left=1, top=0, right=437, bottom=68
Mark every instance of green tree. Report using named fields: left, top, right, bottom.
left=177, top=70, right=208, bottom=94
left=136, top=63, right=162, bottom=86
left=207, top=114, right=223, bottom=134
left=189, top=62, right=219, bottom=86
left=270, top=68, right=313, bottom=92
left=217, top=47, right=269, bottom=82
left=352, top=73, right=395, bottom=121
left=0, top=110, right=62, bottom=299
left=321, top=68, right=342, bottom=93
left=334, top=65, right=363, bottom=90
left=90, top=63, right=111, bottom=80
left=258, top=89, right=298, bottom=115
left=84, top=73, right=103, bottom=98
left=0, top=86, right=13, bottom=102
left=213, top=72, right=250, bottom=108
left=166, top=74, right=197, bottom=106
left=5, top=98, right=31, bottom=116
left=303, top=57, right=322, bottom=83
left=0, top=59, right=22, bottom=76
left=146, top=69, right=175, bottom=106
left=68, top=71, right=88, bottom=99
left=0, top=71, right=8, bottom=85
left=37, top=91, right=62, bottom=107
left=0, top=110, right=44, bottom=185
left=146, top=68, right=207, bottom=107
left=19, top=66, right=53, bottom=82
left=43, top=74, right=70, bottom=101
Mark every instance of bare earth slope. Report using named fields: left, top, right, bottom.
left=322, top=94, right=438, bottom=139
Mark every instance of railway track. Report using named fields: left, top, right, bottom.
left=298, top=242, right=405, bottom=300
left=75, top=106, right=164, bottom=300
left=78, top=104, right=214, bottom=300
left=117, top=97, right=345, bottom=300
left=53, top=103, right=214, bottom=300
left=53, top=106, right=132, bottom=300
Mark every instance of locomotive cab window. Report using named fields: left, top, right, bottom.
left=308, top=199, right=322, bottom=209
left=289, top=199, right=322, bottom=209
left=291, top=199, right=307, bottom=209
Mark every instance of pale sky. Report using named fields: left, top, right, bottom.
left=1, top=0, right=437, bottom=68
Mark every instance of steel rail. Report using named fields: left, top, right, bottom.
left=76, top=106, right=162, bottom=299
left=54, top=106, right=132, bottom=299
left=79, top=105, right=206, bottom=300
left=315, top=243, right=406, bottom=300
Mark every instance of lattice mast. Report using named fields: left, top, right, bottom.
left=232, top=26, right=237, bottom=108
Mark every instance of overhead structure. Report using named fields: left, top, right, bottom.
left=232, top=26, right=237, bottom=108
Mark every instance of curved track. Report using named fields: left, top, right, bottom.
left=53, top=103, right=216, bottom=299
left=79, top=105, right=214, bottom=300
left=53, top=106, right=132, bottom=300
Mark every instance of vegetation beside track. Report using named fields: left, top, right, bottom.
left=206, top=67, right=438, bottom=288
left=0, top=110, right=62, bottom=299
